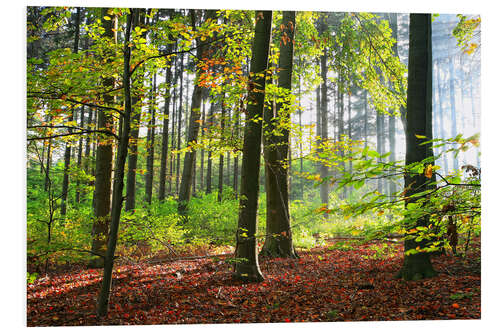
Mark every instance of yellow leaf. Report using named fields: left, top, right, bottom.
left=424, top=164, right=433, bottom=179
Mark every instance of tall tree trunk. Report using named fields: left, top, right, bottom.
left=363, top=90, right=368, bottom=150
left=89, top=10, right=115, bottom=267
left=200, top=97, right=206, bottom=191
left=75, top=105, right=85, bottom=203
left=447, top=55, right=459, bottom=171
left=159, top=45, right=174, bottom=201
left=297, top=69, right=304, bottom=199
left=84, top=108, right=93, bottom=173
left=337, top=79, right=346, bottom=200
left=169, top=66, right=178, bottom=195
left=96, top=9, right=135, bottom=317
left=398, top=13, right=436, bottom=281
left=347, top=90, right=353, bottom=197
left=234, top=10, right=272, bottom=282
left=260, top=11, right=298, bottom=258
left=319, top=47, right=329, bottom=211
left=176, top=55, right=184, bottom=195
left=388, top=12, right=399, bottom=197
left=218, top=94, right=226, bottom=202
left=60, top=7, right=81, bottom=216
left=376, top=108, right=385, bottom=194
left=44, top=117, right=53, bottom=192
left=145, top=73, right=157, bottom=205
left=178, top=9, right=218, bottom=214
left=125, top=11, right=146, bottom=211
left=206, top=103, right=214, bottom=194
left=436, top=61, right=449, bottom=174
left=233, top=107, right=239, bottom=197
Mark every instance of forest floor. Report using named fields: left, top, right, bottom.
left=27, top=238, right=481, bottom=326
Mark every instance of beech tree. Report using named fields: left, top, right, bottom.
left=89, top=9, right=115, bottom=268
left=234, top=10, right=273, bottom=282
left=261, top=11, right=298, bottom=258
left=398, top=13, right=437, bottom=281
left=97, top=8, right=136, bottom=317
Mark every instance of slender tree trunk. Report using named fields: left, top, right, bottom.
left=178, top=10, right=218, bottom=214
left=398, top=14, right=436, bottom=281
left=176, top=55, right=184, bottom=195
left=448, top=55, right=459, bottom=171
left=44, top=118, right=53, bottom=192
left=376, top=108, right=385, bottom=194
left=169, top=65, right=178, bottom=195
left=60, top=7, right=81, bottom=216
left=125, top=12, right=146, bottom=211
left=319, top=48, right=329, bottom=211
left=234, top=10, right=272, bottom=282
left=159, top=46, right=174, bottom=201
left=89, top=10, right=115, bottom=268
left=298, top=70, right=304, bottom=199
left=218, top=94, right=226, bottom=202
left=75, top=105, right=85, bottom=203
left=388, top=12, right=398, bottom=197
left=84, top=108, right=93, bottom=173
left=96, top=10, right=135, bottom=317
left=260, top=11, right=298, bottom=259
left=145, top=73, right=157, bottom=205
left=206, top=103, right=214, bottom=194
left=347, top=91, right=353, bottom=197
left=337, top=80, right=346, bottom=199
left=436, top=61, right=449, bottom=174
left=233, top=108, right=239, bottom=197
left=200, top=98, right=206, bottom=191
left=363, top=90, right=368, bottom=150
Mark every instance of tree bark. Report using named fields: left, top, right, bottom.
left=89, top=9, right=115, bottom=268
left=260, top=11, right=298, bottom=258
left=206, top=103, right=214, bottom=194
left=234, top=10, right=272, bottom=282
left=96, top=9, right=135, bottom=317
left=398, top=14, right=436, bottom=281
left=60, top=7, right=81, bottom=216
left=124, top=10, right=145, bottom=211
left=218, top=94, right=226, bottom=202
left=145, top=73, right=157, bottom=205
left=319, top=47, right=329, bottom=211
left=75, top=105, right=85, bottom=203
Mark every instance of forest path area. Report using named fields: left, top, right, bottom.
left=27, top=240, right=481, bottom=326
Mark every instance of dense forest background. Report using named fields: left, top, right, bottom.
left=4, top=0, right=500, bottom=330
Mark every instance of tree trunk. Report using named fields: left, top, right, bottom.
left=398, top=14, right=436, bottom=281
left=218, top=95, right=225, bottom=202
left=447, top=55, right=459, bottom=171
left=319, top=48, right=329, bottom=211
left=200, top=98, right=206, bottom=191
left=234, top=10, right=272, bottom=282
left=60, top=7, right=81, bottom=216
left=436, top=61, right=449, bottom=174
left=89, top=10, right=115, bottom=268
left=176, top=55, right=184, bottom=195
left=75, top=105, right=85, bottom=203
left=125, top=10, right=146, bottom=211
left=178, top=9, right=218, bottom=214
left=158, top=46, right=174, bottom=201
left=145, top=73, right=157, bottom=205
left=388, top=12, right=398, bottom=197
left=96, top=10, right=135, bottom=317
left=84, top=108, right=93, bottom=173
left=169, top=65, right=178, bottom=195
left=206, top=103, right=214, bottom=194
left=260, top=11, right=298, bottom=258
